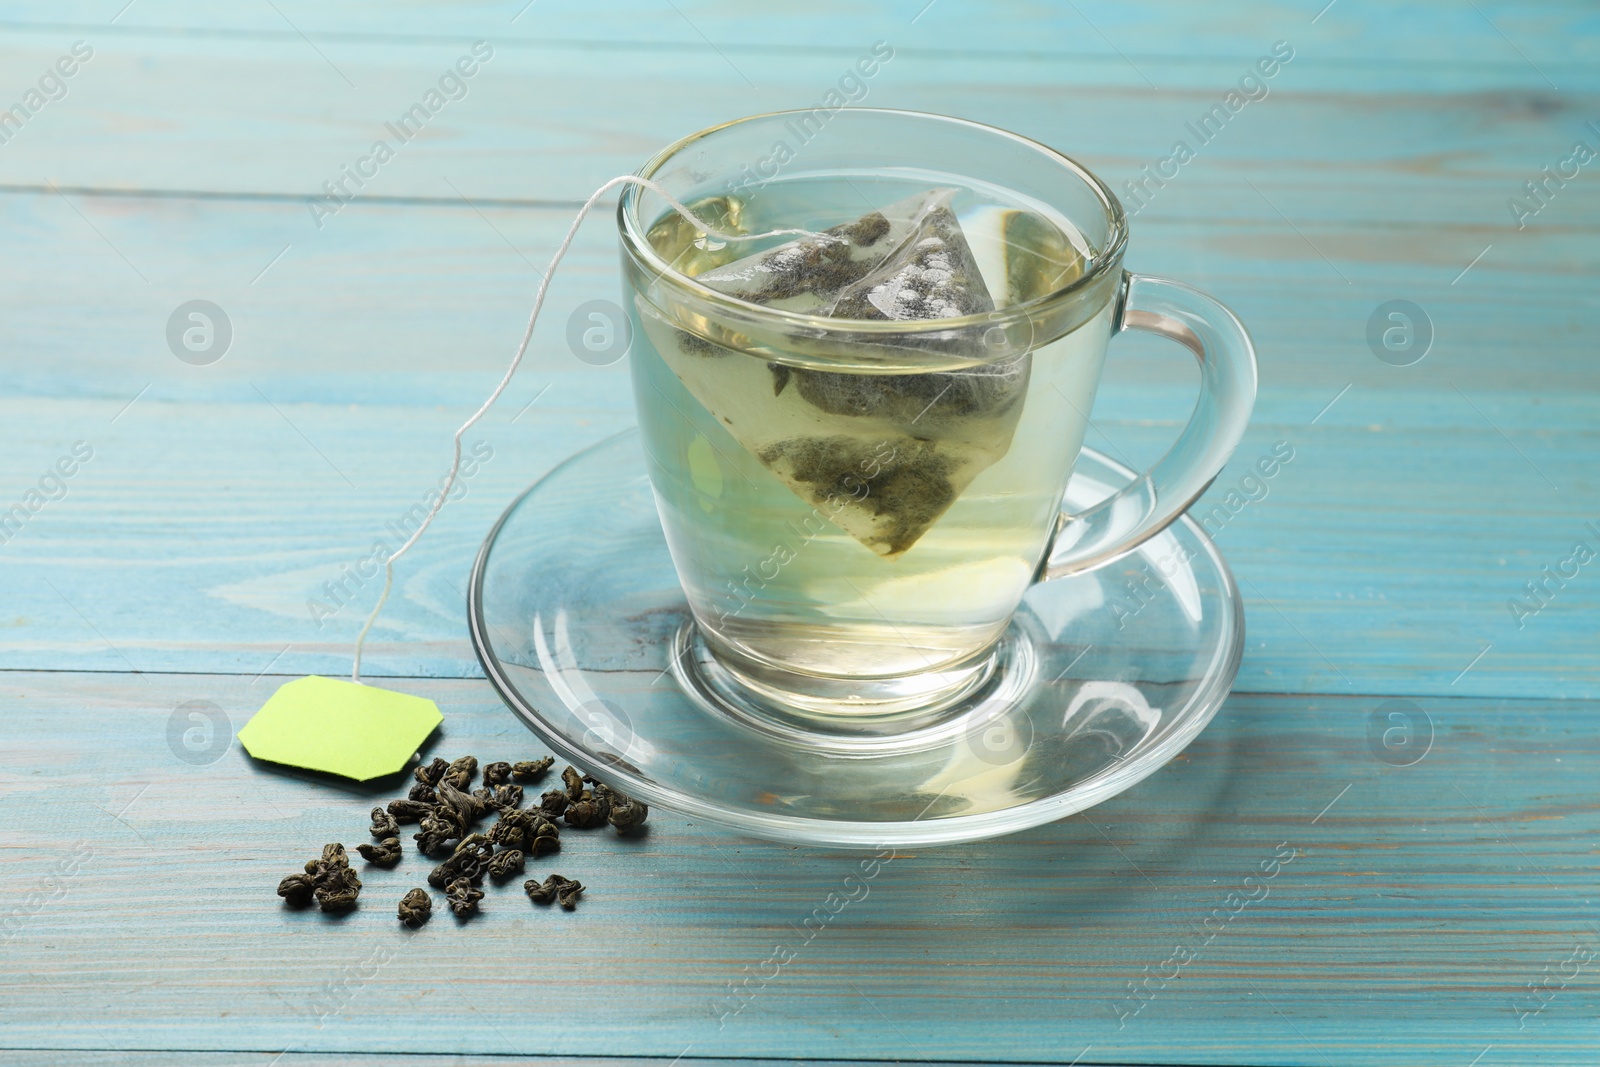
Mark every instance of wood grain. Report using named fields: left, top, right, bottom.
left=0, top=192, right=1594, bottom=697
left=0, top=24, right=1596, bottom=202
left=4, top=0, right=1599, bottom=68
left=1, top=671, right=1597, bottom=1064
left=0, top=1, right=1597, bottom=1063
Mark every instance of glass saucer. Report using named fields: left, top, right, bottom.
left=468, top=429, right=1242, bottom=848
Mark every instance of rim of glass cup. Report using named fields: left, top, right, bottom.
left=616, top=107, right=1130, bottom=339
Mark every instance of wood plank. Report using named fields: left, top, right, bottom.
left=4, top=0, right=1598, bottom=69
left=6, top=385, right=1598, bottom=700
left=0, top=194, right=1594, bottom=698
left=0, top=26, right=1597, bottom=204
left=3, top=3, right=1595, bottom=1066
left=1, top=671, right=1595, bottom=1064
left=0, top=191, right=1592, bottom=399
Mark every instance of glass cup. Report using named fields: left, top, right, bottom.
left=617, top=109, right=1256, bottom=727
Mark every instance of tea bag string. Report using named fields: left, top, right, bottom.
left=350, top=174, right=828, bottom=683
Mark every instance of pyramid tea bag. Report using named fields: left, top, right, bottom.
left=692, top=188, right=985, bottom=316
left=644, top=188, right=1035, bottom=558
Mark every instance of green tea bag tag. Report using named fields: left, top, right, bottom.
left=238, top=675, right=443, bottom=781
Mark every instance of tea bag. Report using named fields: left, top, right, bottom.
left=692, top=187, right=988, bottom=317
left=647, top=188, right=1033, bottom=558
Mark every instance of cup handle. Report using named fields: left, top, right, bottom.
left=1036, top=272, right=1258, bottom=580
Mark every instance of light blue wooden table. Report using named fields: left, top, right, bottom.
left=1, top=2, right=1597, bottom=1064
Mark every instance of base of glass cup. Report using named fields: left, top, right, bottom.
left=687, top=622, right=1006, bottom=723
left=671, top=620, right=1039, bottom=752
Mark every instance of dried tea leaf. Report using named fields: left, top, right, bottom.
left=488, top=849, right=525, bottom=880
left=527, top=826, right=561, bottom=859
left=277, top=874, right=315, bottom=907
left=511, top=757, right=554, bottom=782
left=314, top=865, right=361, bottom=912
left=524, top=874, right=585, bottom=910
left=607, top=791, right=649, bottom=834
left=437, top=781, right=487, bottom=821
left=488, top=784, right=524, bottom=811
left=414, top=807, right=467, bottom=857
left=357, top=837, right=403, bottom=867
left=398, top=888, right=432, bottom=927
left=386, top=798, right=433, bottom=824
left=442, top=755, right=478, bottom=790
left=445, top=877, right=484, bottom=918
left=368, top=806, right=399, bottom=839
left=415, top=757, right=450, bottom=786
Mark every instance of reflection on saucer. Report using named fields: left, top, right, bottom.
left=1062, top=681, right=1162, bottom=763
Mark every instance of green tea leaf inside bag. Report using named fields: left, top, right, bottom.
left=644, top=188, right=1048, bottom=558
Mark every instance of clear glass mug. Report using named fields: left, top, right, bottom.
left=618, top=109, right=1256, bottom=725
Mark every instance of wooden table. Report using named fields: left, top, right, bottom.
left=2, top=2, right=1596, bottom=1064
